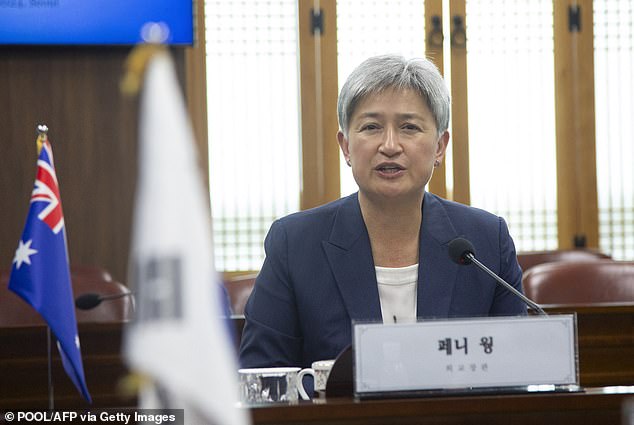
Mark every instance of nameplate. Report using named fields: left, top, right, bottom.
left=353, top=315, right=578, bottom=397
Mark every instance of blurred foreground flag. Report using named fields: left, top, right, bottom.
left=9, top=131, right=91, bottom=403
left=123, top=45, right=250, bottom=425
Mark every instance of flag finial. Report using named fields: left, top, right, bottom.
left=140, top=22, right=170, bottom=44
left=120, top=22, right=169, bottom=96
left=36, top=124, right=49, bottom=155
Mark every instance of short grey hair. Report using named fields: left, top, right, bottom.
left=337, top=54, right=451, bottom=138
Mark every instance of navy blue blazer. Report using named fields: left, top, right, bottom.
left=239, top=192, right=526, bottom=369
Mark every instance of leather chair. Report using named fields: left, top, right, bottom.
left=522, top=260, right=634, bottom=304
left=0, top=266, right=133, bottom=326
left=517, top=249, right=611, bottom=272
left=222, top=273, right=257, bottom=315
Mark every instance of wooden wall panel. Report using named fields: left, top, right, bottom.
left=298, top=0, right=341, bottom=210
left=425, top=0, right=448, bottom=199
left=0, top=47, right=187, bottom=284
left=186, top=0, right=210, bottom=190
left=448, top=0, right=470, bottom=205
left=553, top=0, right=599, bottom=249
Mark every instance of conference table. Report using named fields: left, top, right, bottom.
left=246, top=303, right=634, bottom=425
left=248, top=387, right=634, bottom=425
left=1, top=303, right=632, bottom=424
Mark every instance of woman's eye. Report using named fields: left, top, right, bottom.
left=361, top=124, right=380, bottom=131
left=403, top=124, right=421, bottom=131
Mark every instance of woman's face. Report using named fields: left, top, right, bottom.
left=338, top=88, right=449, bottom=204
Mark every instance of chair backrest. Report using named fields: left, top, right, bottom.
left=223, top=273, right=257, bottom=315
left=517, top=249, right=611, bottom=272
left=522, top=260, right=634, bottom=304
left=0, top=265, right=133, bottom=326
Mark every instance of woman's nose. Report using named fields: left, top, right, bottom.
left=379, top=127, right=403, bottom=156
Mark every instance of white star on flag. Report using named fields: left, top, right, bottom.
left=13, top=239, right=38, bottom=269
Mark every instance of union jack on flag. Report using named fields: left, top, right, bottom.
left=9, top=131, right=91, bottom=403
left=30, top=140, right=64, bottom=234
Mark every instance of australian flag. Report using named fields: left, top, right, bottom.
left=9, top=134, right=91, bottom=403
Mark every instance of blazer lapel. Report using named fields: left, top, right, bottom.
left=322, top=194, right=383, bottom=322
left=417, top=192, right=460, bottom=318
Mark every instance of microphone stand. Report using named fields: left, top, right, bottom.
left=465, top=253, right=547, bottom=316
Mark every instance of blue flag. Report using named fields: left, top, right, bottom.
left=9, top=135, right=91, bottom=403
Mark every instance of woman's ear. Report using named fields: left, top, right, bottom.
left=435, top=130, right=450, bottom=160
left=337, top=130, right=350, bottom=164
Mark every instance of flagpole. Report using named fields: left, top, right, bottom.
left=38, top=125, right=55, bottom=411
left=47, top=326, right=54, bottom=410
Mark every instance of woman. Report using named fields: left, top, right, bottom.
left=239, top=54, right=526, bottom=369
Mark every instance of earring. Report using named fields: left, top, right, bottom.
left=346, top=158, right=352, bottom=167
left=434, top=160, right=440, bottom=168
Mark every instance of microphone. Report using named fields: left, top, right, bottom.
left=75, top=292, right=134, bottom=310
left=448, top=237, right=547, bottom=316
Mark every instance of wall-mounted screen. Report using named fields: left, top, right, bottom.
left=0, top=0, right=194, bottom=45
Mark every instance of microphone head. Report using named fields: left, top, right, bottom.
left=75, top=293, right=103, bottom=310
left=448, top=237, right=476, bottom=265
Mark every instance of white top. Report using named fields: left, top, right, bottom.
left=375, top=264, right=418, bottom=324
